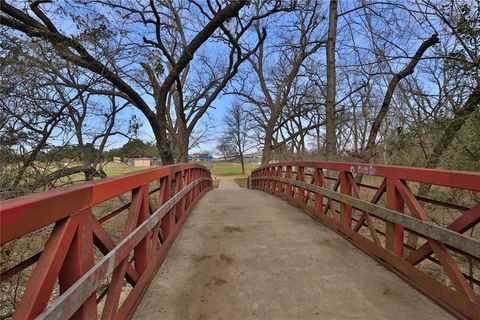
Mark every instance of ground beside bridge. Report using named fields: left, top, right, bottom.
left=133, top=176, right=452, bottom=320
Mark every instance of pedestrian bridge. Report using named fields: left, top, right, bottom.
left=1, top=162, right=479, bottom=319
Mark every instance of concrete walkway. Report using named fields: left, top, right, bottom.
left=133, top=188, right=452, bottom=320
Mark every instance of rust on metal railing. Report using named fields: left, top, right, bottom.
left=0, top=163, right=212, bottom=320
left=250, top=161, right=480, bottom=320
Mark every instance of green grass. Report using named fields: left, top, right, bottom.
left=68, top=161, right=260, bottom=181
left=55, top=163, right=150, bottom=184
left=197, top=161, right=260, bottom=176
left=102, top=161, right=260, bottom=178
left=103, top=165, right=151, bottom=177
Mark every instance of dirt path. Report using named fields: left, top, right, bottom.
left=133, top=188, right=452, bottom=320
left=217, top=175, right=243, bottom=189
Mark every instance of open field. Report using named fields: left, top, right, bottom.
left=100, top=161, right=260, bottom=179
left=2, top=161, right=258, bottom=193
left=197, top=161, right=260, bottom=176
left=103, top=162, right=257, bottom=189
left=102, top=162, right=151, bottom=177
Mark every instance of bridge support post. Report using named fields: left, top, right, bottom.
left=59, top=209, right=97, bottom=320
left=313, top=168, right=325, bottom=216
left=134, top=185, right=151, bottom=275
left=339, top=172, right=353, bottom=228
left=280, top=166, right=286, bottom=194
left=385, top=178, right=405, bottom=257
left=268, top=167, right=275, bottom=191
left=297, top=166, right=306, bottom=204
left=160, top=176, right=173, bottom=241
left=274, top=165, right=281, bottom=193
left=175, top=171, right=185, bottom=219
left=285, top=166, right=293, bottom=198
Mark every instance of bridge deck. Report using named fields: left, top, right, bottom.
left=133, top=177, right=452, bottom=320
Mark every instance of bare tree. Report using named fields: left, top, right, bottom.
left=220, top=102, right=253, bottom=174
left=232, top=0, right=325, bottom=164
left=160, top=1, right=287, bottom=162
left=325, top=0, right=338, bottom=159
left=414, top=0, right=479, bottom=172
left=0, top=37, right=131, bottom=195
left=361, top=34, right=439, bottom=162
left=216, top=140, right=236, bottom=161
left=0, top=0, right=251, bottom=164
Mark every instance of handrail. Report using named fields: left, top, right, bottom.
left=252, top=176, right=479, bottom=258
left=0, top=164, right=212, bottom=319
left=252, top=161, right=480, bottom=191
left=1, top=164, right=209, bottom=243
left=250, top=161, right=480, bottom=320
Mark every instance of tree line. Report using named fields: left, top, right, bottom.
left=218, top=0, right=478, bottom=170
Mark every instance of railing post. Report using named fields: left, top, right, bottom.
left=258, top=168, right=263, bottom=189
left=160, top=176, right=173, bottom=240
left=191, top=168, right=197, bottom=198
left=285, top=166, right=293, bottom=198
left=134, top=185, right=150, bottom=275
left=259, top=168, right=266, bottom=191
left=297, top=166, right=306, bottom=204
left=185, top=168, right=193, bottom=209
left=271, top=166, right=276, bottom=192
left=268, top=167, right=274, bottom=191
left=313, top=168, right=325, bottom=216
left=59, top=209, right=96, bottom=320
left=13, top=216, right=82, bottom=319
left=275, top=165, right=282, bottom=193
left=277, top=165, right=283, bottom=193
left=339, top=171, right=353, bottom=228
left=265, top=167, right=270, bottom=190
left=385, top=178, right=405, bottom=257
left=175, top=171, right=185, bottom=219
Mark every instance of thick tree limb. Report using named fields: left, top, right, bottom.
left=363, top=33, right=439, bottom=161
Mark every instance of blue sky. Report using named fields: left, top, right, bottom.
left=124, top=93, right=235, bottom=154
left=15, top=0, right=441, bottom=156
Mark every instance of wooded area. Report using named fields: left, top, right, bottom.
left=1, top=0, right=478, bottom=198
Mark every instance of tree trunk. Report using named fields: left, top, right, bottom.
left=363, top=34, right=439, bottom=162
left=325, top=0, right=338, bottom=160
left=240, top=152, right=245, bottom=175
left=80, top=145, right=95, bottom=181
left=152, top=113, right=175, bottom=165
left=261, top=118, right=276, bottom=165
left=177, top=123, right=190, bottom=163
left=156, top=139, right=174, bottom=165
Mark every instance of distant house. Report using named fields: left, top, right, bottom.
left=244, top=151, right=262, bottom=163
left=113, top=156, right=122, bottom=163
left=126, top=158, right=151, bottom=167
left=188, top=152, right=213, bottom=162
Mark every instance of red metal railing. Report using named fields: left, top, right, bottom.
left=250, top=161, right=480, bottom=320
left=0, top=164, right=212, bottom=319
